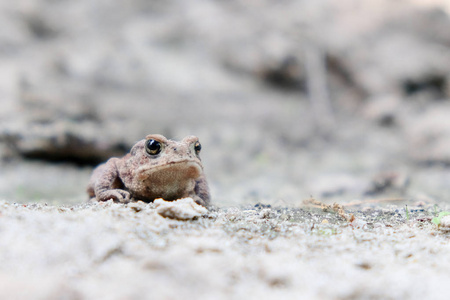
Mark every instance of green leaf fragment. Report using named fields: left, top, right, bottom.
left=432, top=211, right=450, bottom=226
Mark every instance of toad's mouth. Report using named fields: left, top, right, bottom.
left=136, top=160, right=203, bottom=180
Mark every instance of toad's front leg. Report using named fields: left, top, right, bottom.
left=191, top=175, right=210, bottom=207
left=92, top=158, right=131, bottom=203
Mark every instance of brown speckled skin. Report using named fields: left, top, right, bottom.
left=87, top=134, right=210, bottom=206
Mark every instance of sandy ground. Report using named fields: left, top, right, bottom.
left=1, top=200, right=450, bottom=300
left=2, top=0, right=450, bottom=299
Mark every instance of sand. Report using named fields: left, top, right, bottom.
left=1, top=199, right=449, bottom=299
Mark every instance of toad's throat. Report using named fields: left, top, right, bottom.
left=136, top=160, right=202, bottom=181
left=134, top=161, right=202, bottom=201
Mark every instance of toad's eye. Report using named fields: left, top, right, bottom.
left=145, top=139, right=162, bottom=155
left=194, top=141, right=201, bottom=154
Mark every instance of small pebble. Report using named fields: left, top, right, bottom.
left=154, top=198, right=208, bottom=220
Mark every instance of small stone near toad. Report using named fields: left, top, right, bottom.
left=259, top=208, right=271, bottom=219
left=155, top=198, right=208, bottom=220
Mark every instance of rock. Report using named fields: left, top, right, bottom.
left=259, top=208, right=272, bottom=219
left=154, top=198, right=208, bottom=221
left=364, top=171, right=409, bottom=196
left=362, top=96, right=401, bottom=127
left=258, top=56, right=306, bottom=91
left=0, top=93, right=131, bottom=165
left=404, top=104, right=450, bottom=165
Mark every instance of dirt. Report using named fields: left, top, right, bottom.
left=1, top=200, right=450, bottom=299
left=1, top=200, right=449, bottom=300
left=2, top=0, right=450, bottom=299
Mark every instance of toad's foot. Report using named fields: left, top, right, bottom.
left=97, top=189, right=131, bottom=203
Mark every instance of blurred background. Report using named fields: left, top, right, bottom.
left=1, top=0, right=450, bottom=206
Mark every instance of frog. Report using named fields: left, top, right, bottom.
left=87, top=134, right=210, bottom=206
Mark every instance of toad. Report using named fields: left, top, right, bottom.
left=87, top=134, right=210, bottom=206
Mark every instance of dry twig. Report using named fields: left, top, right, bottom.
left=303, top=198, right=354, bottom=222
